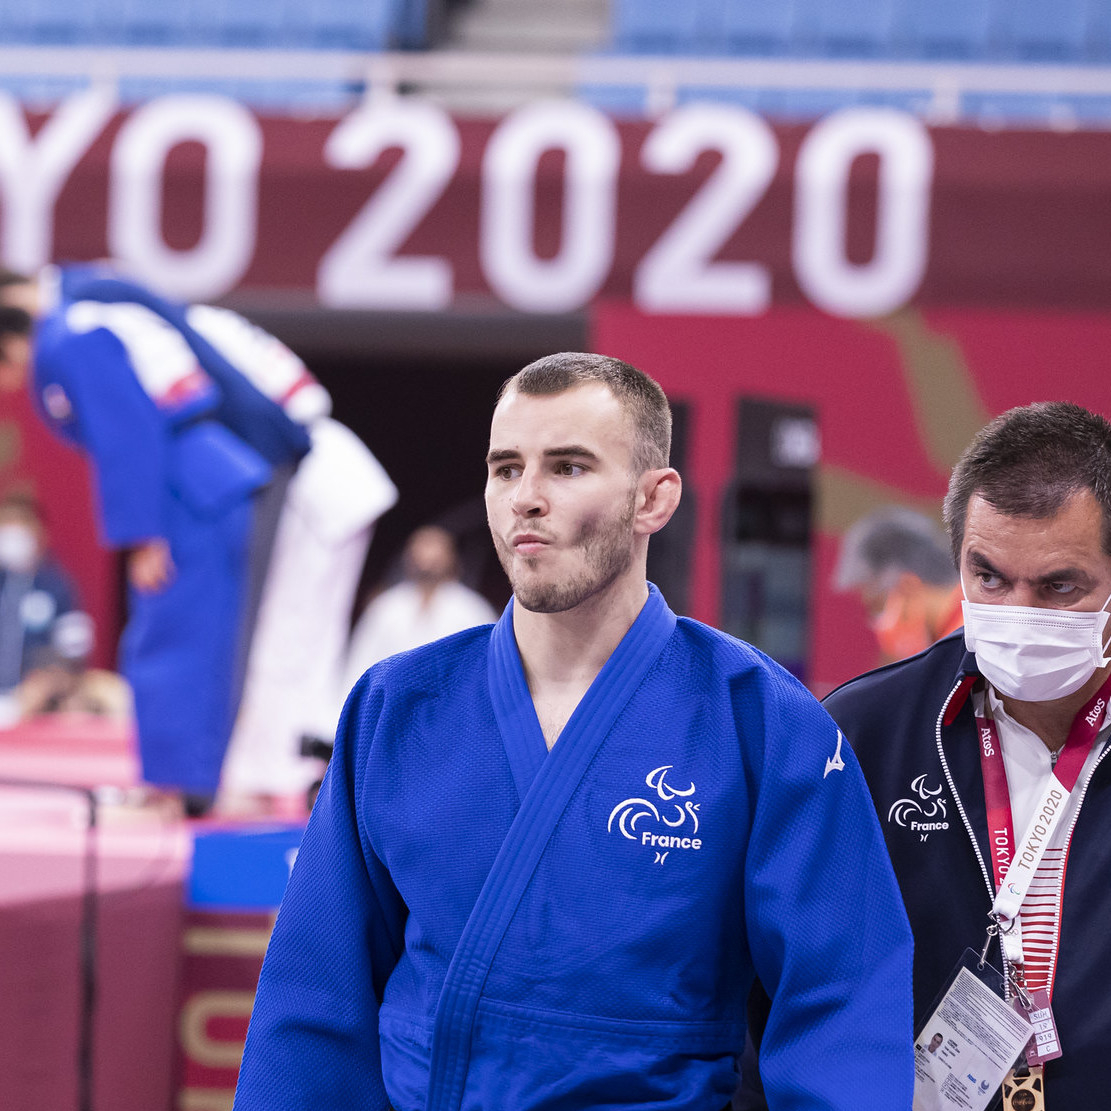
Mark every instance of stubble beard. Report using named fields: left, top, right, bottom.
left=496, top=492, right=638, bottom=614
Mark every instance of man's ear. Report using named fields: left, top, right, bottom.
left=634, top=468, right=682, bottom=536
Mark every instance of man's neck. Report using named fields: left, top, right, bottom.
left=999, top=662, right=1111, bottom=752
left=513, top=580, right=648, bottom=749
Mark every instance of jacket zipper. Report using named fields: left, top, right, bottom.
left=934, top=679, right=995, bottom=903
left=1041, top=736, right=1111, bottom=995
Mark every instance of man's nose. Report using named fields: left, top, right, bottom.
left=510, top=469, right=547, bottom=517
left=1009, top=584, right=1046, bottom=608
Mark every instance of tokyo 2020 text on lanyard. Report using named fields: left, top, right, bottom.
left=975, top=672, right=1111, bottom=1066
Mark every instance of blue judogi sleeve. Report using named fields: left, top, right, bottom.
left=35, top=324, right=170, bottom=547
left=234, top=673, right=406, bottom=1111
left=737, top=666, right=915, bottom=1108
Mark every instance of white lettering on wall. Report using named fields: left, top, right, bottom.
left=635, top=102, right=777, bottom=315
left=792, top=107, right=933, bottom=318
left=108, top=94, right=262, bottom=301
left=0, top=88, right=116, bottom=273
left=480, top=99, right=620, bottom=313
left=12, top=93, right=936, bottom=318
left=317, top=96, right=459, bottom=310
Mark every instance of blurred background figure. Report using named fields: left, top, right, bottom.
left=834, top=506, right=962, bottom=664
left=0, top=264, right=395, bottom=815
left=24, top=263, right=399, bottom=814
left=0, top=269, right=281, bottom=815
left=343, top=524, right=497, bottom=690
left=15, top=637, right=132, bottom=721
left=0, top=490, right=96, bottom=722
left=219, top=413, right=397, bottom=816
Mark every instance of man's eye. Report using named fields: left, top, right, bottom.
left=557, top=462, right=582, bottom=476
left=1047, top=582, right=1076, bottom=596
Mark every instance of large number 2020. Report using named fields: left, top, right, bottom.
left=316, top=99, right=934, bottom=319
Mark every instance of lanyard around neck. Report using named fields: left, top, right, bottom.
left=976, top=674, right=1111, bottom=968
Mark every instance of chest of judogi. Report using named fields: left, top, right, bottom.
left=361, top=619, right=757, bottom=1029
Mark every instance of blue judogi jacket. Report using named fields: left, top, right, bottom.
left=235, top=587, right=914, bottom=1111
left=31, top=295, right=268, bottom=548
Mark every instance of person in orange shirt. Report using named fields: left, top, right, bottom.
left=836, top=505, right=963, bottom=662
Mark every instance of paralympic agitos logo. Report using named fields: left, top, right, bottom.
left=888, top=774, right=950, bottom=842
left=608, top=765, right=702, bottom=865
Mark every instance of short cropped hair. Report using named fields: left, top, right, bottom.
left=498, top=352, right=672, bottom=474
left=836, top=506, right=956, bottom=590
left=943, top=401, right=1111, bottom=561
left=0, top=305, right=32, bottom=344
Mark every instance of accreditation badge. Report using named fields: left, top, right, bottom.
left=1001, top=1064, right=1044, bottom=1111
left=912, top=950, right=1032, bottom=1111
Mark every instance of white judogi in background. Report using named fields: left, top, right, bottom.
left=221, top=416, right=397, bottom=801
left=185, top=306, right=399, bottom=803
left=343, top=523, right=497, bottom=694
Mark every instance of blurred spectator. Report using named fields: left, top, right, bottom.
left=834, top=505, right=962, bottom=663
left=15, top=620, right=134, bottom=724
left=0, top=490, right=89, bottom=721
left=15, top=655, right=132, bottom=721
left=343, top=524, right=497, bottom=690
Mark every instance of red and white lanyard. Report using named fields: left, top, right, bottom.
left=976, top=676, right=1111, bottom=972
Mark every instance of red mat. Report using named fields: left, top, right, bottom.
left=0, top=716, right=191, bottom=1111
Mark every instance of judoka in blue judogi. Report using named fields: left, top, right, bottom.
left=0, top=266, right=312, bottom=807
left=234, top=353, right=915, bottom=1110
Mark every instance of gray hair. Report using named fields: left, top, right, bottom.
left=836, top=506, right=956, bottom=591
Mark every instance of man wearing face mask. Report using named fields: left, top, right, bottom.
left=741, top=402, right=1111, bottom=1108
left=835, top=505, right=964, bottom=663
left=820, top=401, right=1111, bottom=1110
left=0, top=491, right=88, bottom=720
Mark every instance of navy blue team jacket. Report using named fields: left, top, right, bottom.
left=823, top=631, right=1111, bottom=1109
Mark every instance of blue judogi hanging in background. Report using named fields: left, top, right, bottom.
left=31, top=282, right=271, bottom=795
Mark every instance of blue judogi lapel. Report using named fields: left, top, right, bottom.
left=426, top=584, right=677, bottom=1111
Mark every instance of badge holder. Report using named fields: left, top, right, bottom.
left=911, top=947, right=1032, bottom=1111
left=1000, top=973, right=1054, bottom=1111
